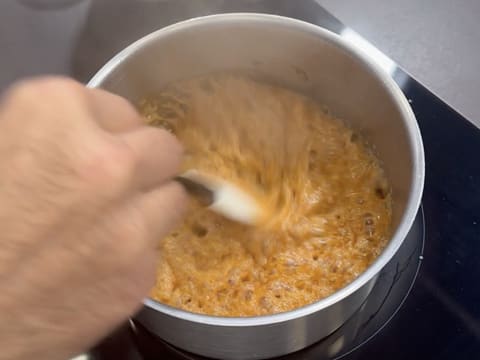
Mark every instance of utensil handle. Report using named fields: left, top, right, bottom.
left=174, top=176, right=214, bottom=206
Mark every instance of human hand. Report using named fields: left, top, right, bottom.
left=0, top=77, right=186, bottom=360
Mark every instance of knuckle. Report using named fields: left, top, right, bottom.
left=7, top=77, right=83, bottom=102
left=160, top=128, right=183, bottom=154
left=2, top=77, right=87, bottom=124
left=77, top=139, right=137, bottom=195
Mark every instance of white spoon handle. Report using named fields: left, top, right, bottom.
left=176, top=170, right=263, bottom=226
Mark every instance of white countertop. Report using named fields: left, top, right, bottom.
left=319, top=0, right=480, bottom=128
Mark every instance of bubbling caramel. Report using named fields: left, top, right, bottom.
left=139, top=74, right=392, bottom=317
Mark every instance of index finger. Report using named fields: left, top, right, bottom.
left=87, top=88, right=143, bottom=133
left=121, top=126, right=184, bottom=191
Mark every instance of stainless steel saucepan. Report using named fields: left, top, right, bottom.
left=88, top=13, right=425, bottom=360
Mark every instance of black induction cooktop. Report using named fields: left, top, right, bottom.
left=1, top=1, right=479, bottom=360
